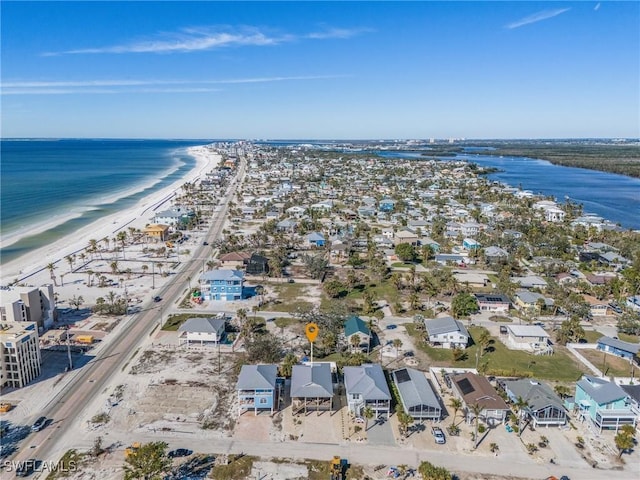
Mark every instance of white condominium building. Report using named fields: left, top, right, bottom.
left=0, top=321, right=42, bottom=389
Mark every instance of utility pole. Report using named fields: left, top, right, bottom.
left=66, top=327, right=73, bottom=371
left=152, top=261, right=155, bottom=290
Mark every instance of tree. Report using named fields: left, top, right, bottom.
left=448, top=398, right=462, bottom=426
left=92, top=436, right=103, bottom=457
left=362, top=406, right=375, bottom=431
left=123, top=441, right=171, bottom=480
left=469, top=402, right=483, bottom=449
left=69, top=295, right=84, bottom=311
left=110, top=261, right=119, bottom=276
left=514, top=396, right=529, bottom=437
left=324, top=279, right=346, bottom=298
left=245, top=333, right=283, bottom=364
left=395, top=243, right=417, bottom=262
left=350, top=334, right=361, bottom=353
left=396, top=406, right=414, bottom=438
left=418, top=461, right=451, bottom=480
left=477, top=330, right=491, bottom=357
left=46, top=262, right=58, bottom=286
left=555, top=317, right=585, bottom=345
left=451, top=292, right=478, bottom=319
left=279, top=353, right=297, bottom=378
left=65, top=254, right=75, bottom=272
left=392, top=338, right=403, bottom=358
left=615, top=424, right=636, bottom=459
left=116, top=231, right=128, bottom=259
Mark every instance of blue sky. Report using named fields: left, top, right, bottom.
left=2, top=1, right=638, bottom=139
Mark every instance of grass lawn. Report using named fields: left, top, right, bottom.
left=406, top=324, right=587, bottom=382
left=618, top=332, right=640, bottom=343
left=261, top=282, right=315, bottom=313
left=210, top=454, right=255, bottom=480
left=274, top=317, right=299, bottom=329
left=578, top=348, right=640, bottom=378
left=162, top=313, right=213, bottom=331
left=582, top=330, right=603, bottom=343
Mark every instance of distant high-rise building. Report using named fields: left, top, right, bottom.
left=0, top=284, right=57, bottom=332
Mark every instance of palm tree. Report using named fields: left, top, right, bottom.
left=350, top=334, right=361, bottom=353
left=110, top=261, right=119, bottom=276
left=392, top=338, right=403, bottom=358
left=449, top=398, right=462, bottom=426
left=514, top=396, right=529, bottom=436
left=489, top=443, right=499, bottom=454
left=46, top=262, right=58, bottom=286
left=156, top=262, right=164, bottom=276
left=469, top=402, right=483, bottom=449
left=86, top=269, right=94, bottom=287
left=141, top=264, right=149, bottom=276
left=88, top=239, right=98, bottom=259
left=65, top=254, right=75, bottom=272
left=362, top=406, right=375, bottom=431
left=116, top=231, right=127, bottom=259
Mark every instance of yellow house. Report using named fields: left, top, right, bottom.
left=144, top=224, right=170, bottom=242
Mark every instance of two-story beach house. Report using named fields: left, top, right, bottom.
left=290, top=363, right=334, bottom=414
left=199, top=270, right=245, bottom=301
left=423, top=316, right=469, bottom=349
left=344, top=364, right=392, bottom=418
left=177, top=317, right=226, bottom=346
left=344, top=316, right=371, bottom=351
left=236, top=364, right=279, bottom=416
left=573, top=375, right=636, bottom=432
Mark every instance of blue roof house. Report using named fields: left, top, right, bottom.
left=574, top=375, right=636, bottom=432
left=200, top=269, right=246, bottom=301
left=379, top=199, right=396, bottom=212
left=236, top=364, right=279, bottom=416
left=306, top=232, right=326, bottom=248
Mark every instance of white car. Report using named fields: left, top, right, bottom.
left=432, top=426, right=446, bottom=444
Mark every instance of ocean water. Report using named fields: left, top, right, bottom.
left=0, top=139, right=208, bottom=264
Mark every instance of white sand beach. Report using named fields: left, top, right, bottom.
left=0, top=145, right=221, bottom=295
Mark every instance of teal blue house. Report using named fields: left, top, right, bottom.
left=200, top=269, right=245, bottom=301
left=574, top=375, right=636, bottom=432
left=344, top=316, right=371, bottom=349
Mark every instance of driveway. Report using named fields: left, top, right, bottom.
left=366, top=418, right=395, bottom=446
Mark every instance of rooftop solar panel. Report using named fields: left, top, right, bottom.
left=395, top=368, right=411, bottom=383
left=457, top=378, right=475, bottom=395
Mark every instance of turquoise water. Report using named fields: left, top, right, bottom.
left=0, top=139, right=209, bottom=264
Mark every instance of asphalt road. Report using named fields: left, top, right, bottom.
left=7, top=156, right=246, bottom=477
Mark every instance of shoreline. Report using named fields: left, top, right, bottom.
left=0, top=145, right=220, bottom=285
left=0, top=150, right=189, bottom=251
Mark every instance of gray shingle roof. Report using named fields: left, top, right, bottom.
left=503, top=379, right=564, bottom=412
left=236, top=364, right=278, bottom=391
left=178, top=317, right=225, bottom=333
left=424, top=316, right=469, bottom=338
left=392, top=367, right=441, bottom=410
left=343, top=364, right=391, bottom=401
left=290, top=364, right=333, bottom=398
left=597, top=336, right=640, bottom=354
left=577, top=375, right=628, bottom=405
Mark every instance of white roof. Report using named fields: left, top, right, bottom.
left=507, top=325, right=549, bottom=338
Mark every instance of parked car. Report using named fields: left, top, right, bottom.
left=153, top=296, right=162, bottom=303
left=386, top=324, right=397, bottom=330
left=203, top=241, right=209, bottom=246
left=431, top=426, right=446, bottom=444
left=168, top=448, right=193, bottom=458
left=31, top=416, right=47, bottom=432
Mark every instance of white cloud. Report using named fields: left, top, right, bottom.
left=1, top=75, right=350, bottom=95
left=43, top=25, right=368, bottom=56
left=594, top=3, right=601, bottom=11
left=505, top=8, right=571, bottom=29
